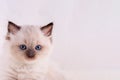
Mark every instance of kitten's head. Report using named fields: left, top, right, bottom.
left=6, top=21, right=53, bottom=63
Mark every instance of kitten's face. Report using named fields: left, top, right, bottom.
left=6, top=21, right=53, bottom=63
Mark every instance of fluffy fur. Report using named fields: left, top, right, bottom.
left=1, top=21, right=65, bottom=80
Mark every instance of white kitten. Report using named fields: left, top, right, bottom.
left=0, top=21, right=65, bottom=80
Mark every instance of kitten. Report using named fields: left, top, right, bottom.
left=1, top=21, right=65, bottom=80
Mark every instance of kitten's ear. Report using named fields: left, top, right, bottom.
left=8, top=21, right=21, bottom=34
left=40, top=22, right=53, bottom=36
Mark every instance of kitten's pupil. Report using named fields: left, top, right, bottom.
left=35, top=45, right=41, bottom=50
left=19, top=44, right=27, bottom=50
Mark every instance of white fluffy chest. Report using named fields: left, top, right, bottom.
left=10, top=63, right=48, bottom=80
left=17, top=72, right=45, bottom=80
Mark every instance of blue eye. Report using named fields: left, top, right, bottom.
left=19, top=44, right=27, bottom=50
left=35, top=45, right=41, bottom=50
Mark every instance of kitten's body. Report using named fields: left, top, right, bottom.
left=1, top=22, right=65, bottom=80
left=4, top=56, right=48, bottom=80
left=3, top=57, right=63, bottom=80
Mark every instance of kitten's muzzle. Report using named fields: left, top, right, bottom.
left=26, top=49, right=36, bottom=58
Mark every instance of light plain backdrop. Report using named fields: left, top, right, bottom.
left=1, top=0, right=120, bottom=80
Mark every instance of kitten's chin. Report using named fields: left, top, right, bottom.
left=24, top=58, right=40, bottom=64
left=11, top=55, right=49, bottom=65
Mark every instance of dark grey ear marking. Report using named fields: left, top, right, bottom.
left=8, top=21, right=21, bottom=34
left=40, top=22, right=53, bottom=36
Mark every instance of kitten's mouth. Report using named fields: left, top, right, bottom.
left=25, top=54, right=37, bottom=61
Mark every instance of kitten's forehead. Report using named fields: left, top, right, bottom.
left=14, top=26, right=45, bottom=44
left=10, top=25, right=51, bottom=48
left=22, top=26, right=41, bottom=35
